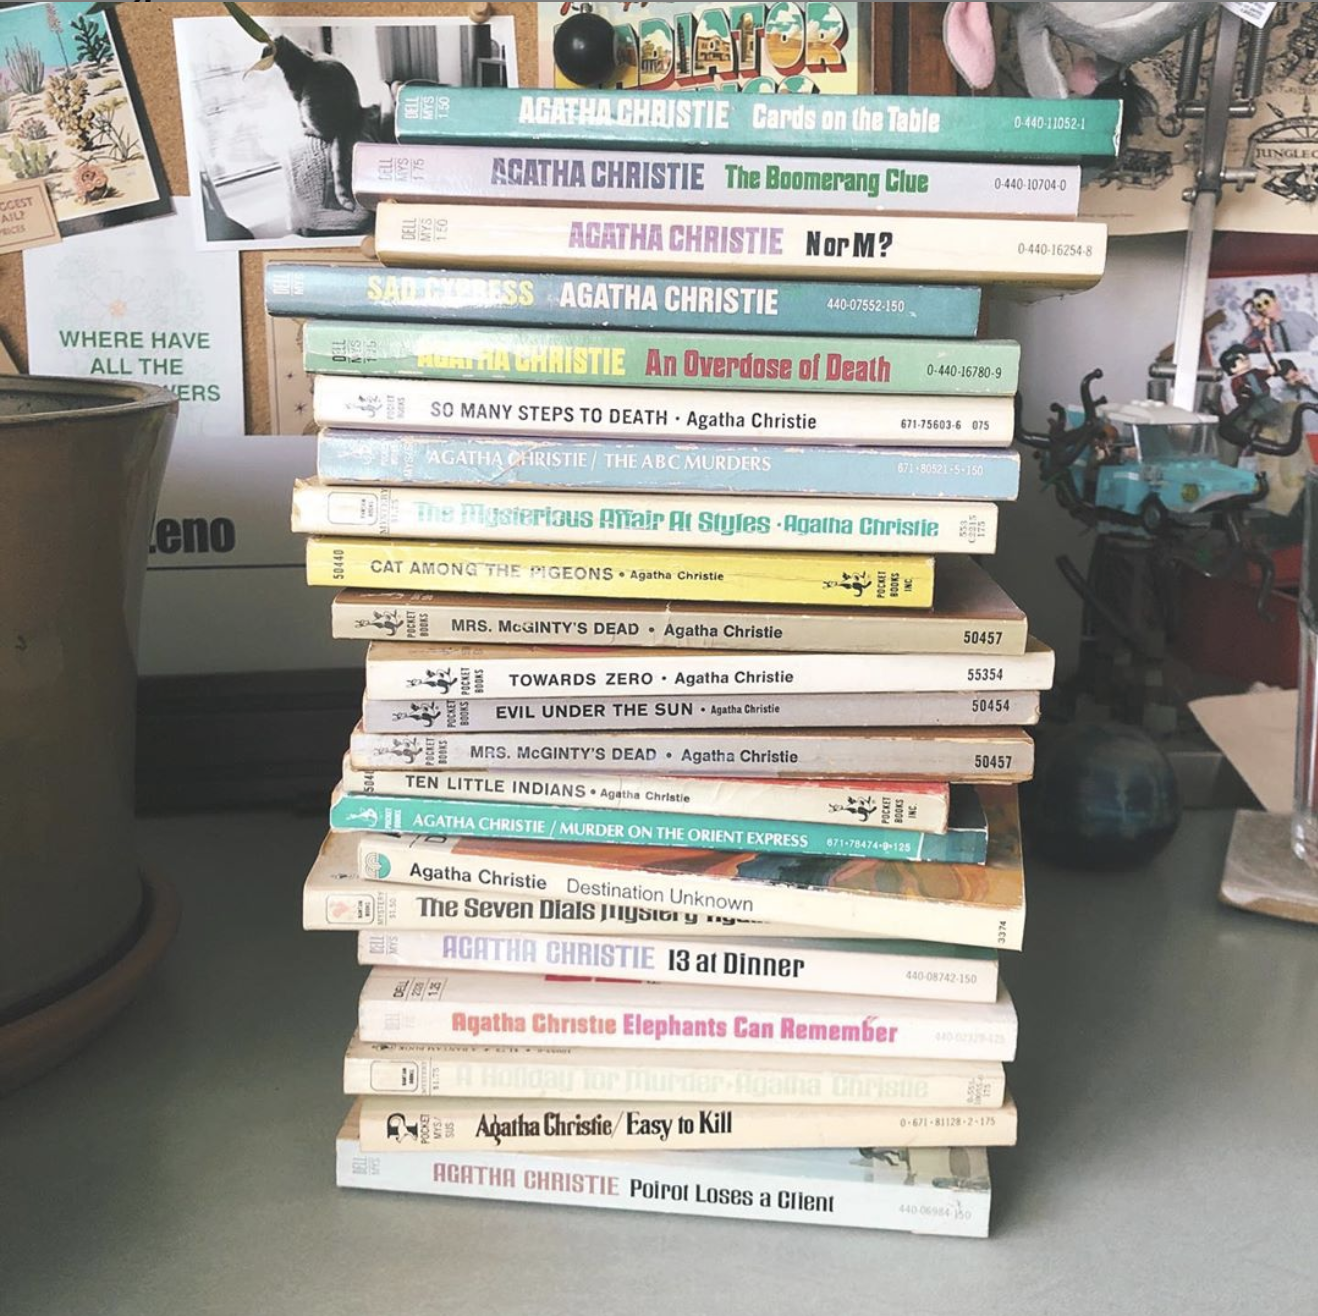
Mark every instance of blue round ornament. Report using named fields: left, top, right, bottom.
left=1025, top=723, right=1181, bottom=870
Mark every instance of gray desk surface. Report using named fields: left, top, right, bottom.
left=4, top=808, right=1318, bottom=1316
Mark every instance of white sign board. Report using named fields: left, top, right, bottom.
left=24, top=198, right=351, bottom=674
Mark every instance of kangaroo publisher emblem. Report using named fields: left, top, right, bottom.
left=822, top=570, right=872, bottom=598
left=405, top=666, right=458, bottom=693
left=346, top=393, right=383, bottom=418
left=357, top=609, right=404, bottom=636
left=829, top=794, right=878, bottom=823
left=382, top=736, right=427, bottom=764
left=396, top=702, right=445, bottom=728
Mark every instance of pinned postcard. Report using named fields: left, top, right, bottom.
left=0, top=2, right=169, bottom=236
left=539, top=3, right=869, bottom=93
left=173, top=12, right=517, bottom=251
left=0, top=177, right=59, bottom=254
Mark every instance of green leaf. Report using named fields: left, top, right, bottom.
left=222, top=2, right=272, bottom=46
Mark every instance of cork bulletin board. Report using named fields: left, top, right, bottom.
left=0, top=1, right=540, bottom=433
left=0, top=1, right=930, bottom=801
left=0, top=3, right=923, bottom=428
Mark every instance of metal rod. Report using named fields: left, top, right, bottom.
left=1170, top=9, right=1244, bottom=412
left=1177, top=18, right=1208, bottom=105
left=1241, top=18, right=1270, bottom=101
left=1179, top=104, right=1269, bottom=119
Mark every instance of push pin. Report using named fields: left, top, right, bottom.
left=467, top=3, right=493, bottom=23
left=552, top=10, right=622, bottom=86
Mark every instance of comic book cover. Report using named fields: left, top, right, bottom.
left=1205, top=272, right=1318, bottom=537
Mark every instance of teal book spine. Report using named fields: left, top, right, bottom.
left=394, top=88, right=1121, bottom=160
left=328, top=794, right=990, bottom=863
left=264, top=263, right=983, bottom=339
left=302, top=322, right=1019, bottom=397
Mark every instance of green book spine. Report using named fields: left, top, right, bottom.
left=331, top=794, right=989, bottom=863
left=394, top=88, right=1121, bottom=160
left=302, top=322, right=1019, bottom=397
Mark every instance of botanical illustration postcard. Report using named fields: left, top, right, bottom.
left=0, top=2, right=168, bottom=235
left=173, top=12, right=517, bottom=251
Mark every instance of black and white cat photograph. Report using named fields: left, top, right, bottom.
left=174, top=13, right=515, bottom=249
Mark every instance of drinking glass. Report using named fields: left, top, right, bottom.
left=1293, top=469, right=1318, bottom=864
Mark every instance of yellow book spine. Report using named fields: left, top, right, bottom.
left=306, top=537, right=933, bottom=610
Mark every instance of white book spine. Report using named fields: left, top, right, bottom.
left=342, top=1037, right=1007, bottom=1107
left=292, top=481, right=997, bottom=554
left=307, top=875, right=859, bottom=939
left=345, top=727, right=1032, bottom=779
left=357, top=970, right=1018, bottom=1061
left=347, top=835, right=1023, bottom=949
left=363, top=642, right=1054, bottom=699
left=339, top=761, right=949, bottom=831
left=354, top=1093, right=1017, bottom=1153
left=374, top=202, right=1107, bottom=288
left=353, top=143, right=1080, bottom=218
left=360, top=691, right=1041, bottom=732
left=335, top=1133, right=993, bottom=1237
left=312, top=374, right=1016, bottom=446
left=332, top=589, right=1030, bottom=655
left=356, top=927, right=997, bottom=1002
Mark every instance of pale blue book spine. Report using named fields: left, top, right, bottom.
left=329, top=794, right=989, bottom=863
left=316, top=430, right=1021, bottom=501
left=264, top=264, right=981, bottom=338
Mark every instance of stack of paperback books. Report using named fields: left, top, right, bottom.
left=279, top=86, right=1117, bottom=1237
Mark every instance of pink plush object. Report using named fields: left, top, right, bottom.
left=942, top=3, right=1207, bottom=102
left=943, top=1, right=998, bottom=89
left=1067, top=55, right=1100, bottom=95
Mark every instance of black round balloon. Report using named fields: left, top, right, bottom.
left=1023, top=722, right=1181, bottom=870
left=553, top=12, right=620, bottom=86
